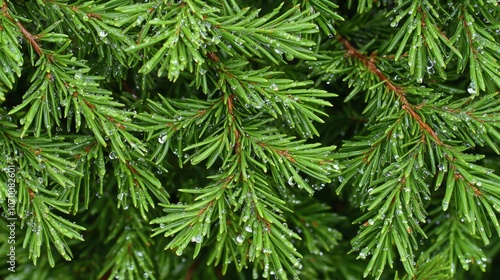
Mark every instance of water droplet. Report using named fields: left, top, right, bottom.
left=158, top=133, right=167, bottom=144
left=438, top=163, right=445, bottom=171
left=468, top=82, right=477, bottom=95
left=269, top=83, right=279, bottom=91
left=191, top=234, right=202, bottom=243
left=442, top=201, right=449, bottom=210
left=262, top=248, right=272, bottom=254
left=236, top=234, right=244, bottom=244
left=74, top=71, right=82, bottom=80
left=109, top=152, right=117, bottom=160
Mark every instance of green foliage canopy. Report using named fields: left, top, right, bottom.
left=0, top=1, right=500, bottom=280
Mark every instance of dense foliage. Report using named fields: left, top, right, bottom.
left=1, top=0, right=500, bottom=279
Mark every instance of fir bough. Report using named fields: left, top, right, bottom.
left=0, top=0, right=499, bottom=279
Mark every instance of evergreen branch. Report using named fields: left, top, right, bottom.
left=8, top=53, right=73, bottom=137
left=246, top=131, right=336, bottom=193
left=21, top=192, right=85, bottom=267
left=123, top=1, right=321, bottom=81
left=422, top=93, right=500, bottom=153
left=287, top=202, right=344, bottom=255
left=1, top=2, right=43, bottom=56
left=111, top=153, right=170, bottom=220
left=136, top=96, right=223, bottom=165
left=425, top=211, right=488, bottom=274
left=332, top=34, right=500, bottom=278
left=70, top=86, right=146, bottom=156
left=208, top=3, right=320, bottom=63
left=1, top=12, right=144, bottom=150
left=0, top=7, right=23, bottom=95
left=216, top=62, right=336, bottom=137
left=151, top=169, right=304, bottom=279
left=438, top=147, right=500, bottom=242
left=293, top=0, right=343, bottom=36
left=0, top=132, right=92, bottom=268
left=7, top=135, right=83, bottom=189
left=8, top=50, right=146, bottom=155
left=98, top=209, right=156, bottom=280
left=31, top=0, right=136, bottom=69
left=121, top=0, right=217, bottom=81
left=70, top=136, right=105, bottom=213
left=400, top=252, right=452, bottom=280
left=386, top=0, right=462, bottom=82
left=337, top=132, right=430, bottom=278
left=333, top=102, right=500, bottom=276
left=450, top=3, right=500, bottom=94
left=136, top=40, right=337, bottom=276
left=339, top=36, right=444, bottom=146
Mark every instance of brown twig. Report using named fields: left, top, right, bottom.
left=226, top=94, right=242, bottom=154
left=338, top=37, right=444, bottom=146
left=2, top=2, right=43, bottom=56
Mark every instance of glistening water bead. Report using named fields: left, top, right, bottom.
left=236, top=235, right=245, bottom=244
left=158, top=133, right=167, bottom=144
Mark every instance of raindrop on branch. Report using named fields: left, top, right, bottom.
left=158, top=133, right=167, bottom=144
left=74, top=71, right=83, bottom=80
left=191, top=235, right=202, bottom=243
left=467, top=82, right=477, bottom=95
left=236, top=234, right=245, bottom=244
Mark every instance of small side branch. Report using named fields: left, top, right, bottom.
left=338, top=37, right=444, bottom=146
left=2, top=2, right=43, bottom=55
